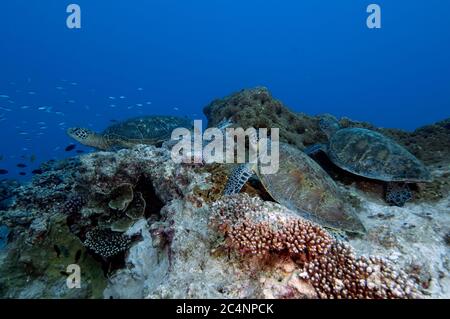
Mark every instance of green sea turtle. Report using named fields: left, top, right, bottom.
left=306, top=114, right=432, bottom=207
left=67, top=115, right=193, bottom=150
left=224, top=139, right=365, bottom=234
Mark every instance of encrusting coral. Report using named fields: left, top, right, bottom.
left=108, top=183, right=134, bottom=211
left=210, top=194, right=419, bottom=299
left=126, top=192, right=146, bottom=220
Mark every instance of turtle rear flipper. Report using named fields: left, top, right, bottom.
left=224, top=164, right=254, bottom=195
left=385, top=182, right=412, bottom=207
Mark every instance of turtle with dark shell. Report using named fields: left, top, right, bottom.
left=306, top=114, right=432, bottom=207
left=224, top=138, right=365, bottom=234
left=67, top=115, right=193, bottom=150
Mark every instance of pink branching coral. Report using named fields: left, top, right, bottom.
left=210, top=194, right=333, bottom=258
left=210, top=194, right=419, bottom=299
left=305, top=241, right=417, bottom=299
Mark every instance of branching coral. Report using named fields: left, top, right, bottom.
left=210, top=194, right=419, bottom=299
left=305, top=241, right=417, bottom=299
left=210, top=194, right=332, bottom=258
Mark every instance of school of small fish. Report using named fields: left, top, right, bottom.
left=1, top=80, right=191, bottom=179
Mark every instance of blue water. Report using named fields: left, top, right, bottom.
left=1, top=1, right=449, bottom=180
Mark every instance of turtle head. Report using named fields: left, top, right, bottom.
left=318, top=114, right=340, bottom=138
left=67, top=127, right=105, bottom=149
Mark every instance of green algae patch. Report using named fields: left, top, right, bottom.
left=0, top=214, right=106, bottom=298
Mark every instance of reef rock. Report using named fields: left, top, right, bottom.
left=0, top=90, right=448, bottom=298
left=204, top=87, right=450, bottom=167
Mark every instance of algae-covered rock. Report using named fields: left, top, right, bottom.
left=0, top=225, right=9, bottom=250
left=204, top=87, right=322, bottom=149
left=0, top=214, right=106, bottom=298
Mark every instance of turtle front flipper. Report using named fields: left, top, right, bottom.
left=304, top=144, right=326, bottom=156
left=224, top=164, right=254, bottom=195
left=385, top=182, right=412, bottom=207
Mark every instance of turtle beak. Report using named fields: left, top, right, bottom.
left=67, top=128, right=76, bottom=137
left=67, top=128, right=79, bottom=139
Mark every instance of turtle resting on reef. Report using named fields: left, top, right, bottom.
left=306, top=114, right=432, bottom=207
left=224, top=139, right=366, bottom=234
left=67, top=115, right=193, bottom=150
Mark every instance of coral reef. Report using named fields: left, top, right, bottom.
left=0, top=89, right=448, bottom=298
left=211, top=194, right=418, bottom=299
left=205, top=86, right=449, bottom=167
left=0, top=179, right=20, bottom=210
left=210, top=194, right=333, bottom=258
left=204, top=87, right=450, bottom=202
left=0, top=142, right=447, bottom=298
left=306, top=242, right=417, bottom=299
left=0, top=225, right=9, bottom=250
left=204, top=87, right=321, bottom=149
